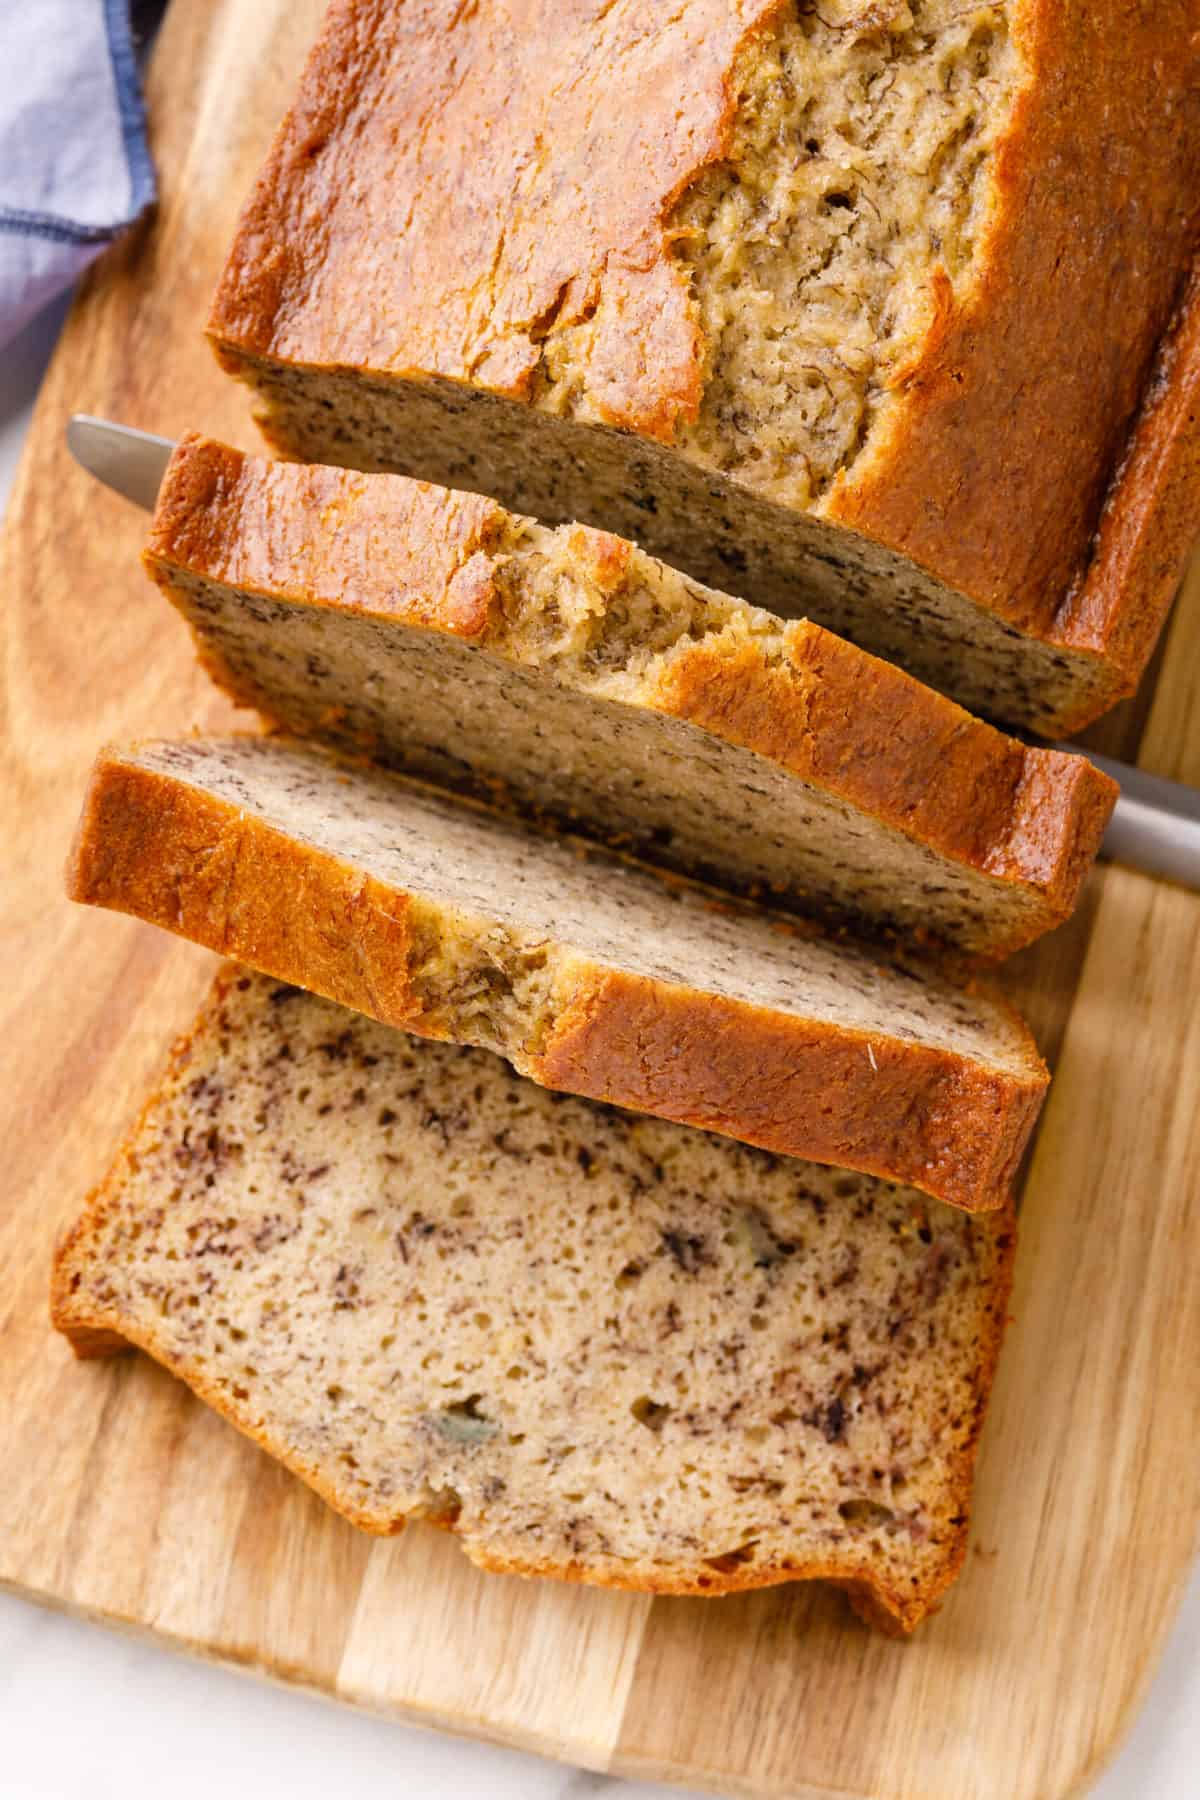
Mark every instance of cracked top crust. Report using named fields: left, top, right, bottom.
left=210, top=0, right=1200, bottom=640
left=210, top=0, right=776, bottom=436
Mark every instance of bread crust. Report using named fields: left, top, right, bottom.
left=207, top=0, right=778, bottom=429
left=655, top=626, right=1116, bottom=942
left=824, top=3, right=1200, bottom=645
left=66, top=753, right=426, bottom=1029
left=51, top=964, right=1018, bottom=1635
left=65, top=747, right=1046, bottom=1211
left=146, top=436, right=1117, bottom=958
left=146, top=433, right=510, bottom=641
left=1057, top=255, right=1200, bottom=693
left=207, top=0, right=1200, bottom=710
left=534, top=970, right=1039, bottom=1213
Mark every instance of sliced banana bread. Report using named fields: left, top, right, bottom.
left=207, top=0, right=1200, bottom=733
left=146, top=435, right=1116, bottom=960
left=67, top=734, right=1047, bottom=1212
left=52, top=966, right=1017, bottom=1635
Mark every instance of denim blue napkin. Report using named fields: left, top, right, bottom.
left=0, top=1, right=157, bottom=348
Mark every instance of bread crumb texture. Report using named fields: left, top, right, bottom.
left=213, top=0, right=1021, bottom=504
left=69, top=735, right=1048, bottom=1208
left=86, top=736, right=1043, bottom=1075
left=209, top=0, right=1200, bottom=734
left=148, top=438, right=1115, bottom=958
left=54, top=970, right=1016, bottom=1633
left=539, top=0, right=1018, bottom=508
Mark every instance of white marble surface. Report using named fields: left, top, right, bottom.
left=3, top=300, right=1198, bottom=1800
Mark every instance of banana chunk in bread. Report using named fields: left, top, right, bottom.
left=208, top=0, right=1200, bottom=733
left=52, top=968, right=1017, bottom=1635
left=68, top=734, right=1048, bottom=1212
left=146, top=435, right=1115, bottom=960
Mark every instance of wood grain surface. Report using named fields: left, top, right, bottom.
left=1, top=5, right=1198, bottom=1797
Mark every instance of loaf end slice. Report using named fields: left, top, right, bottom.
left=65, top=735, right=1048, bottom=1212
left=144, top=434, right=1117, bottom=959
left=52, top=967, right=1018, bottom=1634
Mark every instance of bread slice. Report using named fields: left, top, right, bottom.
left=207, top=0, right=1200, bottom=734
left=52, top=966, right=1017, bottom=1634
left=146, top=435, right=1116, bottom=961
left=67, top=734, right=1047, bottom=1212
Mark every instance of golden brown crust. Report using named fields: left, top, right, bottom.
left=147, top=437, right=1116, bottom=959
left=51, top=964, right=1019, bottom=1633
left=1057, top=254, right=1200, bottom=691
left=66, top=747, right=1045, bottom=1210
left=656, top=623, right=1115, bottom=948
left=207, top=0, right=1200, bottom=689
left=534, top=970, right=1041, bottom=1214
left=461, top=1544, right=917, bottom=1632
left=208, top=0, right=781, bottom=441
left=998, top=748, right=1119, bottom=909
left=65, top=755, right=427, bottom=1031
left=825, top=3, right=1200, bottom=643
left=146, top=433, right=508, bottom=641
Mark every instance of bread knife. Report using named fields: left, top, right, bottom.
left=66, top=412, right=1200, bottom=894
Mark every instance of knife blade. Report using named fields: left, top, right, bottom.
left=65, top=412, right=1200, bottom=894
left=67, top=414, right=174, bottom=510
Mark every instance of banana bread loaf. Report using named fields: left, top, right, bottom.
left=208, top=0, right=1200, bottom=734
left=66, top=735, right=1048, bottom=1211
left=52, top=966, right=1017, bottom=1635
left=146, top=434, right=1116, bottom=960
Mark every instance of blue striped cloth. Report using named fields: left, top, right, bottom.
left=0, top=1, right=157, bottom=347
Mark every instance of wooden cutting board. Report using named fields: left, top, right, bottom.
left=2, top=4, right=1198, bottom=1795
